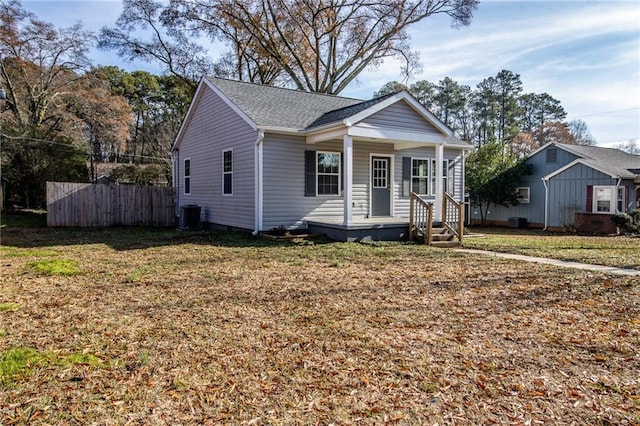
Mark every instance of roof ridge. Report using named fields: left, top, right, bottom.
left=208, top=76, right=364, bottom=102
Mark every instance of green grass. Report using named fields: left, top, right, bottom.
left=0, top=348, right=44, bottom=384
left=464, top=227, right=640, bottom=269
left=0, top=246, right=59, bottom=257
left=0, top=302, right=20, bottom=312
left=26, top=259, right=80, bottom=276
left=0, top=210, right=47, bottom=228
left=0, top=347, right=105, bottom=385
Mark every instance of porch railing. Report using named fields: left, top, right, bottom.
left=409, top=192, right=464, bottom=245
left=409, top=192, right=433, bottom=244
left=442, top=192, right=464, bottom=244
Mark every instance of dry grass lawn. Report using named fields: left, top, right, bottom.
left=464, top=227, right=640, bottom=270
left=1, top=227, right=639, bottom=425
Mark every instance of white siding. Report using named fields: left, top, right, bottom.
left=359, top=102, right=442, bottom=137
left=175, top=87, right=256, bottom=229
left=393, top=148, right=464, bottom=217
left=262, top=136, right=465, bottom=230
left=262, top=136, right=351, bottom=230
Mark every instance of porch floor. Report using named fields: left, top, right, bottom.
left=307, top=217, right=412, bottom=242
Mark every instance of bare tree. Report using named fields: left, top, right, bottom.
left=105, top=0, right=477, bottom=94
left=0, top=1, right=134, bottom=206
left=566, top=119, right=595, bottom=146
left=615, top=139, right=640, bottom=155
left=98, top=0, right=217, bottom=91
left=0, top=0, right=93, bottom=134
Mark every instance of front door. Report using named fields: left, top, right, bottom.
left=371, top=156, right=391, bottom=216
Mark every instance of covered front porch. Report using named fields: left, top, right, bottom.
left=307, top=193, right=465, bottom=245
left=307, top=216, right=412, bottom=242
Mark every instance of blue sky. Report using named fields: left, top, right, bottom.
left=23, top=0, right=640, bottom=148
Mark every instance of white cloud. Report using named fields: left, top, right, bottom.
left=348, top=1, right=640, bottom=145
left=21, top=0, right=640, bottom=146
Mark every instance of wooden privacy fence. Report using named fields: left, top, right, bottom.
left=47, top=182, right=175, bottom=227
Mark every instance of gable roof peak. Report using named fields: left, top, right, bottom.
left=206, top=77, right=365, bottom=130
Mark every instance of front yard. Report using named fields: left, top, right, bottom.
left=1, top=224, right=639, bottom=424
left=463, top=227, right=640, bottom=270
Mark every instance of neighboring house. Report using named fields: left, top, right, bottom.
left=480, top=142, right=640, bottom=233
left=170, top=77, right=472, bottom=240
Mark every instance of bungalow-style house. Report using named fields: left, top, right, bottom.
left=480, top=142, right=640, bottom=233
left=170, top=77, right=472, bottom=241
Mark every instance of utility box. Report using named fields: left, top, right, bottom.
left=179, top=205, right=201, bottom=230
left=508, top=217, right=527, bottom=228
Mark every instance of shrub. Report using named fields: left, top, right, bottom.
left=611, top=209, right=640, bottom=234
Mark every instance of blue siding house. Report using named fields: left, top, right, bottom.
left=478, top=143, right=640, bottom=232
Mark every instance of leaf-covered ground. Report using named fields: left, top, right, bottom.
left=1, top=228, right=639, bottom=424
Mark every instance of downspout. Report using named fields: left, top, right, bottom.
left=435, top=144, right=444, bottom=222
left=252, top=130, right=265, bottom=236
left=542, top=177, right=548, bottom=230
left=615, top=177, right=622, bottom=213
left=460, top=151, right=468, bottom=225
left=172, top=149, right=180, bottom=218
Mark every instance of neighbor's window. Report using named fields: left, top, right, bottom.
left=223, top=149, right=232, bottom=195
left=593, top=186, right=614, bottom=213
left=516, top=187, right=530, bottom=203
left=617, top=187, right=626, bottom=212
left=184, top=158, right=191, bottom=194
left=317, top=152, right=340, bottom=195
left=411, top=159, right=430, bottom=195
left=546, top=148, right=558, bottom=164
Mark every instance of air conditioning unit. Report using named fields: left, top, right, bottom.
left=508, top=217, right=527, bottom=228
left=179, top=205, right=201, bottom=230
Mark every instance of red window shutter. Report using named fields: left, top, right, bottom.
left=586, top=185, right=593, bottom=212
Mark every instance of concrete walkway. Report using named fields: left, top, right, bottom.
left=455, top=248, right=640, bottom=277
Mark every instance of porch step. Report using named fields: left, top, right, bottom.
left=412, top=227, right=459, bottom=245
left=431, top=227, right=455, bottom=242
left=430, top=240, right=463, bottom=248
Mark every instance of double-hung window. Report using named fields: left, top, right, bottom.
left=516, top=187, right=530, bottom=203
left=410, top=158, right=448, bottom=196
left=317, top=152, right=341, bottom=195
left=441, top=159, right=449, bottom=195
left=593, top=186, right=615, bottom=213
left=411, top=159, right=430, bottom=195
left=617, top=187, right=626, bottom=212
left=223, top=149, right=232, bottom=195
left=184, top=159, right=191, bottom=194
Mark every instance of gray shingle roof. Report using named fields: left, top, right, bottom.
left=208, top=77, right=369, bottom=130
left=307, top=92, right=397, bottom=128
left=557, top=143, right=640, bottom=179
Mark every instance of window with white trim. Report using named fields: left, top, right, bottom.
left=441, top=159, right=449, bottom=195
left=410, top=158, right=448, bottom=196
left=593, top=186, right=615, bottom=213
left=411, top=158, right=430, bottom=195
left=223, top=149, right=232, bottom=195
left=317, top=152, right=340, bottom=195
left=516, top=187, right=530, bottom=203
left=184, top=159, right=191, bottom=194
left=617, top=186, right=626, bottom=212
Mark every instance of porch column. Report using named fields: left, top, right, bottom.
left=435, top=143, right=444, bottom=222
left=343, top=135, right=353, bottom=226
